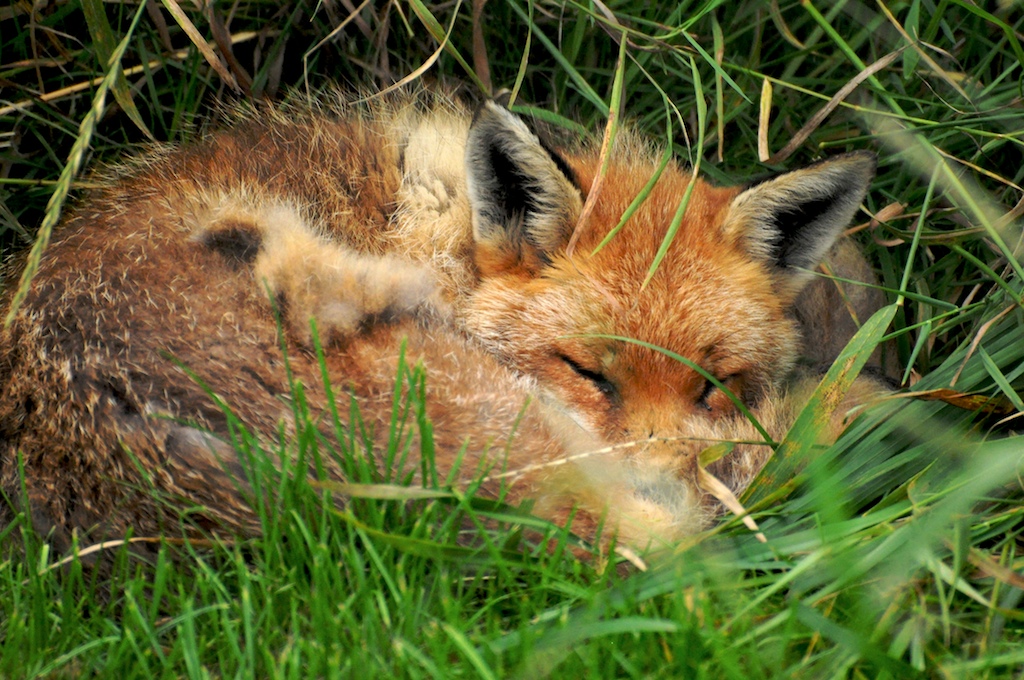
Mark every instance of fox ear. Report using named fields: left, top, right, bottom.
left=465, top=102, right=583, bottom=275
left=724, top=151, right=876, bottom=298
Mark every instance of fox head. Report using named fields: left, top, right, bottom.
left=463, top=102, right=875, bottom=441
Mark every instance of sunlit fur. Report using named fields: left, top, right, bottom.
left=0, top=89, right=884, bottom=554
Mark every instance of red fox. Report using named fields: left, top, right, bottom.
left=0, top=90, right=882, bottom=554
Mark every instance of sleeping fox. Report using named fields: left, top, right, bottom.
left=0, top=89, right=883, bottom=554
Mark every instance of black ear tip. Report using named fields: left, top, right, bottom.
left=492, top=89, right=512, bottom=108
left=851, top=149, right=877, bottom=169
left=471, top=100, right=509, bottom=127
left=835, top=150, right=877, bottom=179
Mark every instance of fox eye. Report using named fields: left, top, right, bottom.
left=698, top=374, right=742, bottom=413
left=697, top=379, right=717, bottom=411
left=560, top=355, right=618, bottom=401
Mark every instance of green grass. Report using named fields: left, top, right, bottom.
left=3, top=0, right=1024, bottom=676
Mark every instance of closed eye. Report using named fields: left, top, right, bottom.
left=560, top=354, right=618, bottom=401
left=697, top=378, right=717, bottom=411
left=698, top=373, right=742, bottom=413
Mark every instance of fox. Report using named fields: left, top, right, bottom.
left=0, top=88, right=884, bottom=556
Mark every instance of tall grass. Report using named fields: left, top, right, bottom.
left=2, top=0, right=1024, bottom=675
